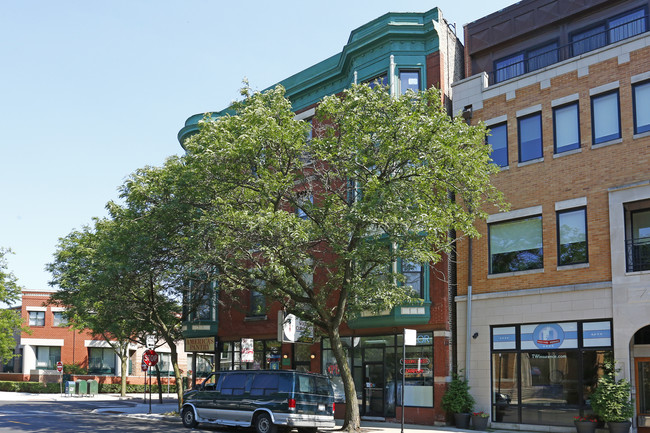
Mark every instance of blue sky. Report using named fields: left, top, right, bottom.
left=0, top=0, right=515, bottom=298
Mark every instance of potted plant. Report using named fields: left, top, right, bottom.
left=442, top=371, right=475, bottom=429
left=590, top=359, right=634, bottom=433
left=573, top=415, right=598, bottom=433
left=472, top=411, right=490, bottom=431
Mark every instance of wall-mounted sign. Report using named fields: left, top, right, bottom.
left=241, top=338, right=254, bottom=362
left=583, top=321, right=612, bottom=347
left=185, top=336, right=215, bottom=352
left=521, top=322, right=577, bottom=350
left=492, top=326, right=516, bottom=350
left=278, top=312, right=314, bottom=343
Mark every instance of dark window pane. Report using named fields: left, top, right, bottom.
left=487, top=123, right=508, bottom=167
left=572, top=25, right=606, bottom=55
left=558, top=208, right=588, bottom=266
left=490, top=216, right=543, bottom=274
left=527, top=43, right=558, bottom=72
left=402, top=261, right=423, bottom=298
left=367, top=74, right=388, bottom=89
left=592, top=92, right=620, bottom=144
left=521, top=351, right=580, bottom=407
left=609, top=9, right=646, bottom=43
left=634, top=81, right=650, bottom=134
left=492, top=352, right=518, bottom=423
left=495, top=53, right=525, bottom=83
left=518, top=113, right=543, bottom=162
left=399, top=70, right=420, bottom=94
left=554, top=103, right=580, bottom=153
left=582, top=350, right=612, bottom=406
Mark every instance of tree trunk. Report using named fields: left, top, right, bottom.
left=120, top=345, right=128, bottom=397
left=156, top=363, right=163, bottom=403
left=328, top=325, right=361, bottom=433
left=167, top=339, right=184, bottom=412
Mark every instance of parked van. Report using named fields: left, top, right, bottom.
left=181, top=369, right=336, bottom=433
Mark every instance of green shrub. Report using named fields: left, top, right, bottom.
left=590, top=359, right=634, bottom=422
left=0, top=380, right=177, bottom=394
left=441, top=371, right=475, bottom=414
left=63, top=363, right=87, bottom=375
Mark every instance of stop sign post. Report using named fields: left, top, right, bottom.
left=57, top=361, right=64, bottom=395
left=142, top=349, right=158, bottom=414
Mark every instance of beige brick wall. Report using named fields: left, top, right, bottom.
left=456, top=44, right=650, bottom=296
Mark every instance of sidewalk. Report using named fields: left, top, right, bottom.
left=0, top=391, right=549, bottom=433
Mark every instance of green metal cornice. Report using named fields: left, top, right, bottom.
left=179, top=7, right=443, bottom=147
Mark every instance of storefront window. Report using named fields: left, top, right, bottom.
left=492, top=352, right=518, bottom=423
left=491, top=321, right=612, bottom=427
left=221, top=340, right=283, bottom=370
left=187, top=354, right=214, bottom=377
left=398, top=345, right=433, bottom=407
left=321, top=332, right=433, bottom=415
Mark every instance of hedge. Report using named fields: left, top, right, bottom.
left=0, top=380, right=179, bottom=394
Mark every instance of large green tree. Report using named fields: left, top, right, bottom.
left=0, top=248, right=25, bottom=364
left=171, top=83, right=503, bottom=431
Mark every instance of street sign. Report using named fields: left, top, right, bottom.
left=146, top=335, right=156, bottom=349
left=56, top=361, right=63, bottom=373
left=141, top=361, right=148, bottom=372
left=143, top=349, right=159, bottom=367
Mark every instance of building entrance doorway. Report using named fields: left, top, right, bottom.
left=636, top=358, right=650, bottom=433
left=362, top=347, right=385, bottom=418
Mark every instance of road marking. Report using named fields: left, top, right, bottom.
left=6, top=420, right=29, bottom=425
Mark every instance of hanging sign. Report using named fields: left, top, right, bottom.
left=241, top=338, right=254, bottom=362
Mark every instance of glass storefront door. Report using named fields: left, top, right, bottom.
left=636, top=358, right=650, bottom=433
left=363, top=348, right=385, bottom=417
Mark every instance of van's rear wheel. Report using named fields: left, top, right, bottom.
left=182, top=407, right=198, bottom=428
left=254, top=413, right=277, bottom=433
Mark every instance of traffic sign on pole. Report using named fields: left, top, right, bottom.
left=141, top=361, right=148, bottom=372
left=143, top=349, right=159, bottom=367
left=56, top=361, right=63, bottom=373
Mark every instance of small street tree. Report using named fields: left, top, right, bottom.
left=48, top=222, right=153, bottom=397
left=170, top=83, right=503, bottom=431
left=48, top=190, right=212, bottom=409
left=0, top=248, right=26, bottom=364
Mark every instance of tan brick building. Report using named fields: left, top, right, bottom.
left=452, top=0, right=650, bottom=431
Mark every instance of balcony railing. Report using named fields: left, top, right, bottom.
left=625, top=237, right=650, bottom=272
left=490, top=14, right=648, bottom=85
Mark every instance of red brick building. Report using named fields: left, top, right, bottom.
left=178, top=7, right=463, bottom=426
left=12, top=288, right=191, bottom=386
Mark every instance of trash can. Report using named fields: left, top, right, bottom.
left=64, top=381, right=76, bottom=396
left=87, top=379, right=98, bottom=396
left=76, top=379, right=87, bottom=396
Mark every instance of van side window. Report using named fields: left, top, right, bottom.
left=221, top=373, right=248, bottom=395
left=312, top=377, right=331, bottom=395
left=296, top=374, right=332, bottom=395
left=297, top=375, right=312, bottom=393
left=250, top=373, right=280, bottom=396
